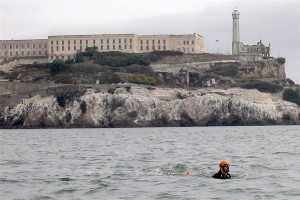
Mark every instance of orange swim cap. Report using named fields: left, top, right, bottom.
left=219, top=160, right=230, bottom=167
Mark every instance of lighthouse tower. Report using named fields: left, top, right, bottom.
left=232, top=8, right=240, bottom=55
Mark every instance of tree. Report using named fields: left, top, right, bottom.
left=50, top=59, right=66, bottom=76
left=75, top=53, right=84, bottom=63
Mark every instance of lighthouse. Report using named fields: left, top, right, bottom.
left=232, top=8, right=240, bottom=55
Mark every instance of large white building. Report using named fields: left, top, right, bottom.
left=0, top=33, right=204, bottom=62
left=232, top=9, right=270, bottom=61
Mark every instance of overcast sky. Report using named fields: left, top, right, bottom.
left=0, top=0, right=299, bottom=83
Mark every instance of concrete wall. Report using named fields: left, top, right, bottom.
left=151, top=60, right=239, bottom=74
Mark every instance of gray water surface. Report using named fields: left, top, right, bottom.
left=1, top=126, right=300, bottom=200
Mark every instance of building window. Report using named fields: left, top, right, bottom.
left=146, top=46, right=149, bottom=50
left=39, top=44, right=41, bottom=48
left=113, top=45, right=115, bottom=50
left=51, top=41, right=53, bottom=45
left=152, top=46, right=155, bottom=50
left=130, top=44, right=132, bottom=49
left=74, top=46, right=76, bottom=50
left=80, top=46, right=82, bottom=50
left=158, top=45, right=161, bottom=50
left=68, top=56, right=70, bottom=59
left=68, top=40, right=70, bottom=45
left=163, top=45, right=166, bottom=50
left=39, top=51, right=41, bottom=55
left=86, top=40, right=88, bottom=45
left=62, top=56, right=64, bottom=60
left=107, top=45, right=109, bottom=50
left=152, top=40, right=155, bottom=45
left=56, top=41, right=58, bottom=45
left=33, top=44, right=35, bottom=48
left=93, top=40, right=95, bottom=45
left=56, top=46, right=59, bottom=51
left=130, top=39, right=132, bottom=43
left=62, top=46, right=64, bottom=51
left=16, top=51, right=18, bottom=56
left=27, top=51, right=30, bottom=55
left=21, top=51, right=24, bottom=55
left=192, top=40, right=194, bottom=45
left=101, top=45, right=103, bottom=50
left=192, top=48, right=194, bottom=52
left=147, top=40, right=149, bottom=45
left=44, top=44, right=47, bottom=48
left=27, top=44, right=30, bottom=48
left=68, top=46, right=70, bottom=51
left=141, top=40, right=143, bottom=45
left=51, top=56, right=53, bottom=60
left=187, top=41, right=189, bottom=45
left=16, top=45, right=18, bottom=49
left=45, top=51, right=47, bottom=55
left=101, top=39, right=103, bottom=44
left=107, top=39, right=109, bottom=44
left=183, top=41, right=186, bottom=45
left=119, top=45, right=122, bottom=50
left=141, top=46, right=143, bottom=50
left=74, top=40, right=76, bottom=45
left=80, top=40, right=82, bottom=45
left=113, top=39, right=115, bottom=44
left=10, top=45, right=12, bottom=49
left=124, top=45, right=127, bottom=49
left=119, top=39, right=121, bottom=43
left=124, top=39, right=127, bottom=43
left=158, top=40, right=160, bottom=44
left=10, top=52, right=12, bottom=56
left=33, top=51, right=35, bottom=55
left=163, top=40, right=166, bottom=44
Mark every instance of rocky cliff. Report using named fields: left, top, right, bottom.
left=1, top=87, right=299, bottom=128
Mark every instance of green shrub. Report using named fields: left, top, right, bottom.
left=65, top=59, right=74, bottom=64
left=210, top=63, right=240, bottom=77
left=50, top=59, right=67, bottom=76
left=124, top=65, right=154, bottom=74
left=128, top=75, right=156, bottom=85
left=75, top=53, right=85, bottom=63
left=99, top=69, right=122, bottom=84
left=239, top=80, right=283, bottom=93
left=148, top=50, right=183, bottom=61
left=282, top=88, right=300, bottom=106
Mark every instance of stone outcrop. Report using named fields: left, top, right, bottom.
left=0, top=87, right=299, bottom=128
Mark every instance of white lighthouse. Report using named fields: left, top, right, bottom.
left=232, top=8, right=240, bottom=55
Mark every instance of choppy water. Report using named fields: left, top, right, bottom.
left=0, top=126, right=299, bottom=200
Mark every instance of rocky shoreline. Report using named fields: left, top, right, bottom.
left=0, top=86, right=299, bottom=128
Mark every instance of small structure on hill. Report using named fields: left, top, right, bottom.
left=232, top=8, right=271, bottom=61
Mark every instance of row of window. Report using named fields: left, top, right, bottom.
left=50, top=39, right=133, bottom=46
left=183, top=40, right=195, bottom=45
left=241, top=48, right=260, bottom=51
left=50, top=44, right=134, bottom=52
left=1, top=44, right=47, bottom=50
left=1, top=50, right=48, bottom=57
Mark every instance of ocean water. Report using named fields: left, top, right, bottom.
left=0, top=126, right=299, bottom=200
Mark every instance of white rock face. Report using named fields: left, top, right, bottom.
left=0, top=87, right=299, bottom=128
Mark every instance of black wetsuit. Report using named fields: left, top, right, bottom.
left=212, top=171, right=231, bottom=179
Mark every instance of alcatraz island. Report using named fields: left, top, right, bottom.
left=0, top=9, right=299, bottom=128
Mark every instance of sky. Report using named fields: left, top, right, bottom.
left=0, top=0, right=299, bottom=83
